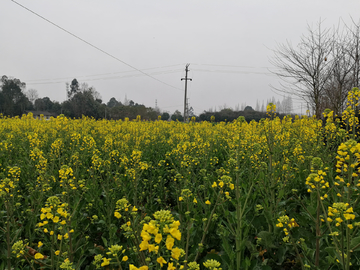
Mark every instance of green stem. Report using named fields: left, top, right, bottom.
left=6, top=214, right=11, bottom=270
left=184, top=220, right=193, bottom=270
left=194, top=193, right=221, bottom=262
left=315, top=190, right=321, bottom=267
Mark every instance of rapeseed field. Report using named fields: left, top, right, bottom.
left=1, top=89, right=360, bottom=270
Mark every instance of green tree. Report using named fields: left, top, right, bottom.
left=0, top=75, right=31, bottom=116
left=171, top=110, right=184, bottom=121
left=63, top=83, right=102, bottom=118
left=34, top=97, right=54, bottom=111
left=161, top=112, right=170, bottom=121
left=107, top=97, right=121, bottom=108
left=67, top=78, right=79, bottom=99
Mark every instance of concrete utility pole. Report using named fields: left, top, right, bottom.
left=181, top=64, right=192, bottom=122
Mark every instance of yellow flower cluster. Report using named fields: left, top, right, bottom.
left=114, top=198, right=137, bottom=219
left=335, top=139, right=360, bottom=189
left=276, top=215, right=299, bottom=242
left=11, top=240, right=27, bottom=258
left=38, top=196, right=74, bottom=242
left=203, top=259, right=222, bottom=270
left=342, top=88, right=360, bottom=136
left=58, top=165, right=85, bottom=192
left=305, top=157, right=331, bottom=198
left=178, top=189, right=199, bottom=204
left=211, top=175, right=235, bottom=191
left=266, top=103, right=277, bottom=114
left=136, top=210, right=182, bottom=269
left=0, top=166, right=20, bottom=199
left=305, top=170, right=329, bottom=195
left=327, top=203, right=356, bottom=229
left=92, top=244, right=128, bottom=268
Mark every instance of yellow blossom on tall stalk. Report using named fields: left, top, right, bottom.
left=138, top=210, right=183, bottom=268
left=342, top=87, right=360, bottom=138
left=275, top=215, right=299, bottom=243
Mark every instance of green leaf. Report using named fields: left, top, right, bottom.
left=257, top=231, right=276, bottom=248
left=222, top=236, right=235, bottom=261
left=102, top=236, right=108, bottom=247
left=350, top=236, right=360, bottom=251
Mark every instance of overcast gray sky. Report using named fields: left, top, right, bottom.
left=1, top=0, right=359, bottom=115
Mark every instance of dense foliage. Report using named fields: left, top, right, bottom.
left=1, top=89, right=360, bottom=270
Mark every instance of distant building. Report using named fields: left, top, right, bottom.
left=25, top=111, right=57, bottom=120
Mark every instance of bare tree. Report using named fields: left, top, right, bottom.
left=347, top=18, right=360, bottom=89
left=271, top=21, right=334, bottom=118
left=25, top=88, right=39, bottom=105
left=323, top=32, right=353, bottom=116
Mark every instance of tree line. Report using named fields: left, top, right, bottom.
left=2, top=76, right=289, bottom=122
left=0, top=76, right=162, bottom=120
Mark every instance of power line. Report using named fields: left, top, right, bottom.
left=193, top=63, right=272, bottom=69
left=192, top=69, right=275, bottom=76
left=10, top=0, right=183, bottom=92
left=26, top=69, right=184, bottom=85
left=25, top=63, right=186, bottom=82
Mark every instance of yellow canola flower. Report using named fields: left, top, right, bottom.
left=34, top=253, right=44, bottom=260
left=139, top=241, right=149, bottom=251
left=141, top=231, right=152, bottom=242
left=344, top=213, right=355, bottom=220
left=129, top=265, right=149, bottom=270
left=169, top=228, right=181, bottom=240
left=171, top=247, right=181, bottom=260
left=114, top=211, right=121, bottom=219
left=335, top=217, right=343, bottom=223
left=55, top=250, right=60, bottom=255
left=205, top=200, right=211, bottom=205
left=166, top=236, right=175, bottom=250
left=155, top=234, right=162, bottom=243
left=168, top=262, right=176, bottom=270
left=53, top=216, right=60, bottom=223
left=157, top=256, right=167, bottom=267
left=147, top=223, right=158, bottom=235
left=101, top=257, right=111, bottom=267
left=148, top=244, right=157, bottom=253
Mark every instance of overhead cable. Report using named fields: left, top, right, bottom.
left=10, top=0, right=183, bottom=91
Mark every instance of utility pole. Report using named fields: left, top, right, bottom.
left=181, top=64, right=192, bottom=122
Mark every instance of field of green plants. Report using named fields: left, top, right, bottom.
left=1, top=89, right=360, bottom=270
